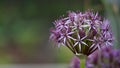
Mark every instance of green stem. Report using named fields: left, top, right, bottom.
left=76, top=54, right=87, bottom=68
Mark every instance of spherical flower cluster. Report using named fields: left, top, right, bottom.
left=50, top=10, right=113, bottom=56
left=86, top=47, right=120, bottom=68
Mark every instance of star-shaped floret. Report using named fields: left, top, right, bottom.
left=54, top=20, right=70, bottom=31
left=70, top=21, right=90, bottom=31
left=58, top=30, right=75, bottom=45
left=73, top=33, right=88, bottom=51
left=101, top=32, right=113, bottom=46
left=88, top=37, right=102, bottom=53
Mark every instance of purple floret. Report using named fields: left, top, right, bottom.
left=69, top=56, right=80, bottom=68
left=86, top=47, right=120, bottom=68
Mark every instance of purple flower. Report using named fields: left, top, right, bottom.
left=69, top=56, right=80, bottom=68
left=50, top=10, right=113, bottom=56
left=86, top=47, right=120, bottom=68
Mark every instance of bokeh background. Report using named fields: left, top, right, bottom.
left=0, top=0, right=120, bottom=64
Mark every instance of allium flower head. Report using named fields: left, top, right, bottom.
left=50, top=10, right=113, bottom=56
left=86, top=47, right=120, bottom=68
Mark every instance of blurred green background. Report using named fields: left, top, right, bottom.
left=0, top=0, right=119, bottom=64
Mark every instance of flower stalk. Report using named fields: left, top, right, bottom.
left=76, top=54, right=87, bottom=68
